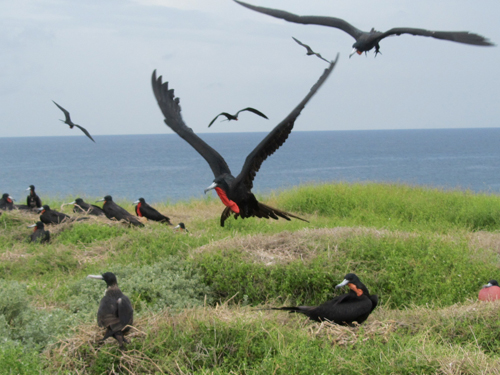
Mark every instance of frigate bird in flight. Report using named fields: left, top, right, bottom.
left=52, top=101, right=95, bottom=142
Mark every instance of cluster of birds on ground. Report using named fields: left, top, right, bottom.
left=2, top=0, right=496, bottom=349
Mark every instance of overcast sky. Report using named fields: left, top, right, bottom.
left=1, top=0, right=499, bottom=138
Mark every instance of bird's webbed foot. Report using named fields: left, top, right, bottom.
left=374, top=45, right=382, bottom=57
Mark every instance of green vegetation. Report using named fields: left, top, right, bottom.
left=1, top=182, right=500, bottom=373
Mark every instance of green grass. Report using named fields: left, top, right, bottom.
left=1, top=183, right=500, bottom=373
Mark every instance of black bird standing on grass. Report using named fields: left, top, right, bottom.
left=97, top=195, right=144, bottom=227
left=28, top=221, right=50, bottom=243
left=269, top=273, right=378, bottom=326
left=208, top=107, right=268, bottom=128
left=26, top=185, right=42, bottom=209
left=52, top=100, right=96, bottom=142
left=134, top=198, right=172, bottom=224
left=292, top=37, right=331, bottom=63
left=0, top=194, right=15, bottom=210
left=87, top=272, right=133, bottom=349
left=67, top=198, right=105, bottom=216
left=234, top=0, right=494, bottom=57
left=152, top=57, right=337, bottom=227
left=37, top=205, right=70, bottom=224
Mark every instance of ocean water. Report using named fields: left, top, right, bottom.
left=1, top=128, right=499, bottom=203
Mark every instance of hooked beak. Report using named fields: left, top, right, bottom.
left=26, top=187, right=31, bottom=191
left=204, top=182, right=218, bottom=194
left=67, top=201, right=76, bottom=205
left=36, top=207, right=44, bottom=212
left=87, top=275, right=104, bottom=280
left=27, top=223, right=37, bottom=228
left=484, top=283, right=494, bottom=288
left=335, top=278, right=350, bottom=289
left=9, top=196, right=15, bottom=202
left=349, top=48, right=361, bottom=58
left=174, top=224, right=180, bottom=229
left=133, top=200, right=140, bottom=204
left=96, top=198, right=105, bottom=202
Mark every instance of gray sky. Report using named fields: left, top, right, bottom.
left=1, top=0, right=499, bottom=138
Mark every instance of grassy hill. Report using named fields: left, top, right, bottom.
left=1, top=182, right=500, bottom=374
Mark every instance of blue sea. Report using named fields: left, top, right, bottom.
left=1, top=128, right=499, bottom=203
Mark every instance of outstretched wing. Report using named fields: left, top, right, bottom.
left=234, top=0, right=363, bottom=40
left=292, top=36, right=312, bottom=52
left=52, top=100, right=72, bottom=123
left=236, top=107, right=268, bottom=120
left=378, top=28, right=494, bottom=46
left=208, top=112, right=231, bottom=127
left=74, top=124, right=96, bottom=142
left=234, top=55, right=338, bottom=190
left=152, top=71, right=232, bottom=178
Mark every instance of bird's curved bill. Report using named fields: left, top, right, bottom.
left=335, top=278, right=350, bottom=289
left=484, top=283, right=494, bottom=288
left=204, top=182, right=218, bottom=194
left=87, top=275, right=104, bottom=280
left=9, top=196, right=15, bottom=201
left=36, top=207, right=44, bottom=212
left=25, top=187, right=31, bottom=191
left=133, top=200, right=140, bottom=204
left=174, top=224, right=180, bottom=229
left=66, top=201, right=76, bottom=205
left=349, top=48, right=360, bottom=58
left=96, top=198, right=105, bottom=202
left=27, top=223, right=37, bottom=228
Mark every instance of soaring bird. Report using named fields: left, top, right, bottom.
left=478, top=279, right=500, bottom=302
left=52, top=101, right=96, bottom=142
left=134, top=198, right=172, bottom=224
left=87, top=272, right=133, bottom=348
left=234, top=0, right=494, bottom=57
left=292, top=37, right=331, bottom=63
left=0, top=194, right=15, bottom=210
left=68, top=198, right=105, bottom=216
left=37, top=205, right=70, bottom=224
left=208, top=107, right=268, bottom=128
left=26, top=185, right=42, bottom=209
left=97, top=195, right=144, bottom=227
left=269, top=273, right=378, bottom=326
left=28, top=221, right=50, bottom=243
left=152, top=58, right=337, bottom=227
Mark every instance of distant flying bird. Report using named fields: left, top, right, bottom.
left=134, top=198, right=172, bottom=224
left=87, top=272, right=133, bottom=349
left=28, top=221, right=50, bottom=243
left=0, top=193, right=15, bottom=210
left=97, top=195, right=144, bottom=227
left=67, top=198, right=105, bottom=216
left=268, top=273, right=378, bottom=326
left=234, top=0, right=494, bottom=57
left=152, top=56, right=337, bottom=227
left=208, top=108, right=268, bottom=128
left=26, top=185, right=42, bottom=209
left=292, top=37, right=330, bottom=63
left=52, top=101, right=96, bottom=142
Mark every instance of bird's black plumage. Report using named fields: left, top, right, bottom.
left=88, top=272, right=133, bottom=348
left=69, top=198, right=105, bottom=216
left=174, top=222, right=188, bottom=232
left=292, top=37, right=331, bottom=63
left=152, top=57, right=337, bottom=227
left=97, top=196, right=144, bottom=227
left=28, top=221, right=50, bottom=243
left=38, top=205, right=70, bottom=224
left=208, top=107, right=269, bottom=128
left=0, top=193, right=15, bottom=211
left=270, top=273, right=378, bottom=326
left=26, top=185, right=42, bottom=209
left=52, top=100, right=96, bottom=142
left=234, top=1, right=494, bottom=57
left=134, top=198, right=172, bottom=224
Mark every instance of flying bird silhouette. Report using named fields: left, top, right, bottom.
left=234, top=0, right=494, bottom=57
left=208, top=107, right=269, bottom=128
left=292, top=37, right=330, bottom=63
left=152, top=56, right=338, bottom=227
left=52, top=101, right=96, bottom=142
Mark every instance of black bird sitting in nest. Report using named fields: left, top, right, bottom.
left=28, top=221, right=50, bottom=243
left=87, top=272, right=133, bottom=349
left=26, top=185, right=42, bottom=209
left=37, top=205, right=70, bottom=224
left=134, top=198, right=172, bottom=224
left=97, top=195, right=144, bottom=227
left=0, top=193, right=15, bottom=210
left=66, top=198, right=105, bottom=216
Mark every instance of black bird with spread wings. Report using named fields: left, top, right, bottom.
left=292, top=37, right=330, bottom=63
left=152, top=56, right=338, bottom=227
left=208, top=107, right=268, bottom=128
left=52, top=101, right=96, bottom=142
left=234, top=0, right=494, bottom=57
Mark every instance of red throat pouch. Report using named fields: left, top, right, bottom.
left=7, top=198, right=12, bottom=203
left=136, top=202, right=142, bottom=217
left=214, top=187, right=240, bottom=214
left=348, top=283, right=364, bottom=297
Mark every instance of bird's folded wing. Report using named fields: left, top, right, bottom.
left=235, top=56, right=338, bottom=190
left=152, top=71, right=232, bottom=178
left=234, top=1, right=363, bottom=40
left=378, top=28, right=494, bottom=46
left=118, top=296, right=134, bottom=327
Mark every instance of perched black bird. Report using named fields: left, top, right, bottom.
left=173, top=222, right=188, bottom=232
left=97, top=196, right=144, bottom=227
left=28, top=221, right=50, bottom=243
left=0, top=194, right=15, bottom=210
left=152, top=57, right=337, bottom=227
left=87, top=272, right=133, bottom=348
left=234, top=0, right=494, bottom=57
left=292, top=37, right=330, bottom=63
left=68, top=198, right=105, bottom=216
left=37, top=205, right=70, bottom=224
left=208, top=107, right=268, bottom=128
left=52, top=100, right=96, bottom=142
left=269, top=273, right=378, bottom=326
left=134, top=198, right=172, bottom=224
left=26, top=185, right=42, bottom=209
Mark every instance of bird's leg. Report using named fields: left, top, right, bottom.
left=374, top=44, right=382, bottom=57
